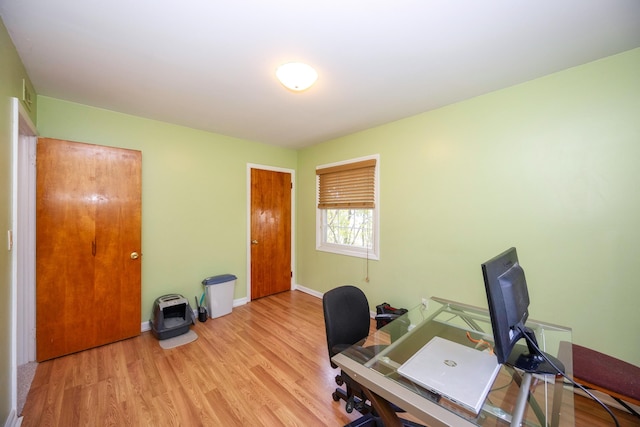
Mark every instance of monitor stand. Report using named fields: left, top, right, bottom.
left=508, top=327, right=565, bottom=374
left=507, top=328, right=565, bottom=427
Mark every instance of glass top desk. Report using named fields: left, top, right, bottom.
left=331, top=297, right=574, bottom=427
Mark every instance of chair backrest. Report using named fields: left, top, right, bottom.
left=323, top=285, right=371, bottom=368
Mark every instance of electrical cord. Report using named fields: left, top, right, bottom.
left=516, top=325, right=620, bottom=427
left=466, top=331, right=494, bottom=355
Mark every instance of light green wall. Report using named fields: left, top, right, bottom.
left=36, top=97, right=297, bottom=322
left=0, top=17, right=38, bottom=422
left=297, top=48, right=640, bottom=365
left=2, top=13, right=639, bottom=424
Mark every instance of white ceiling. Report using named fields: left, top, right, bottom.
left=2, top=1, right=639, bottom=149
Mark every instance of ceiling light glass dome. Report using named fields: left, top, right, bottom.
left=276, top=62, right=318, bottom=92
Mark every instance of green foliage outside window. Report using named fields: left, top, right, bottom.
left=324, top=208, right=373, bottom=249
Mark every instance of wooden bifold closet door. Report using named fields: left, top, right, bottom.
left=36, top=138, right=142, bottom=361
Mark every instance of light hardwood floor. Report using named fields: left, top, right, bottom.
left=21, top=290, right=638, bottom=426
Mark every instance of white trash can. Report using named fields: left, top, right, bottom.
left=202, top=274, right=237, bottom=318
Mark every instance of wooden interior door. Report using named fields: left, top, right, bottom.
left=250, top=168, right=291, bottom=299
left=36, top=138, right=142, bottom=361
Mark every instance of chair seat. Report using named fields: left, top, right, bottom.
left=572, top=343, right=640, bottom=406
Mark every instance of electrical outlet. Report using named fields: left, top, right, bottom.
left=421, top=297, right=428, bottom=309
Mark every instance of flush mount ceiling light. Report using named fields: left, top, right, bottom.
left=276, top=62, right=318, bottom=92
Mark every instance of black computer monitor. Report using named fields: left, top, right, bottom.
left=481, top=247, right=564, bottom=374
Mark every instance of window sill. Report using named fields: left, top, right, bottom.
left=316, top=244, right=379, bottom=260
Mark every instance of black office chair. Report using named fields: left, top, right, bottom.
left=322, top=285, right=400, bottom=416
left=323, top=286, right=425, bottom=427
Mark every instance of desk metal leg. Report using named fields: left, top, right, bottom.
left=511, top=369, right=557, bottom=427
left=550, top=375, right=564, bottom=427
left=511, top=369, right=563, bottom=427
left=511, top=372, right=533, bottom=427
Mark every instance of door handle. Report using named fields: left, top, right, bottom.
left=130, top=252, right=140, bottom=260
left=251, top=240, right=258, bottom=245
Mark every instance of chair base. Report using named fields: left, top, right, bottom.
left=332, top=387, right=372, bottom=414
left=334, top=387, right=425, bottom=427
left=342, top=412, right=426, bottom=427
left=344, top=413, right=380, bottom=427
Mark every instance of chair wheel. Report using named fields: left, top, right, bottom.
left=355, top=400, right=365, bottom=412
left=345, top=400, right=354, bottom=413
left=335, top=374, right=344, bottom=386
left=332, top=391, right=340, bottom=402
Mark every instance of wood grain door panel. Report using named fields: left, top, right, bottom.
left=93, top=147, right=142, bottom=342
left=250, top=169, right=291, bottom=299
left=36, top=138, right=141, bottom=361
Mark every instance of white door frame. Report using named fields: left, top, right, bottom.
left=246, top=164, right=295, bottom=303
left=11, top=97, right=37, bottom=412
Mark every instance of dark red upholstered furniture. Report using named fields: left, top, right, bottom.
left=570, top=342, right=640, bottom=417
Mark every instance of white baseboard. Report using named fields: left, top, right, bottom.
left=141, top=297, right=249, bottom=332
left=293, top=283, right=323, bottom=299
left=233, top=297, right=248, bottom=307
left=141, top=320, right=151, bottom=332
left=293, top=283, right=377, bottom=319
left=139, top=286, right=377, bottom=331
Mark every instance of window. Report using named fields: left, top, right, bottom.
left=316, top=155, right=379, bottom=259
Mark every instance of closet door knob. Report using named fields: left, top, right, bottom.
left=130, top=252, right=139, bottom=260
left=251, top=240, right=259, bottom=245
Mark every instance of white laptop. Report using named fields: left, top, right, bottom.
left=397, top=336, right=501, bottom=414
